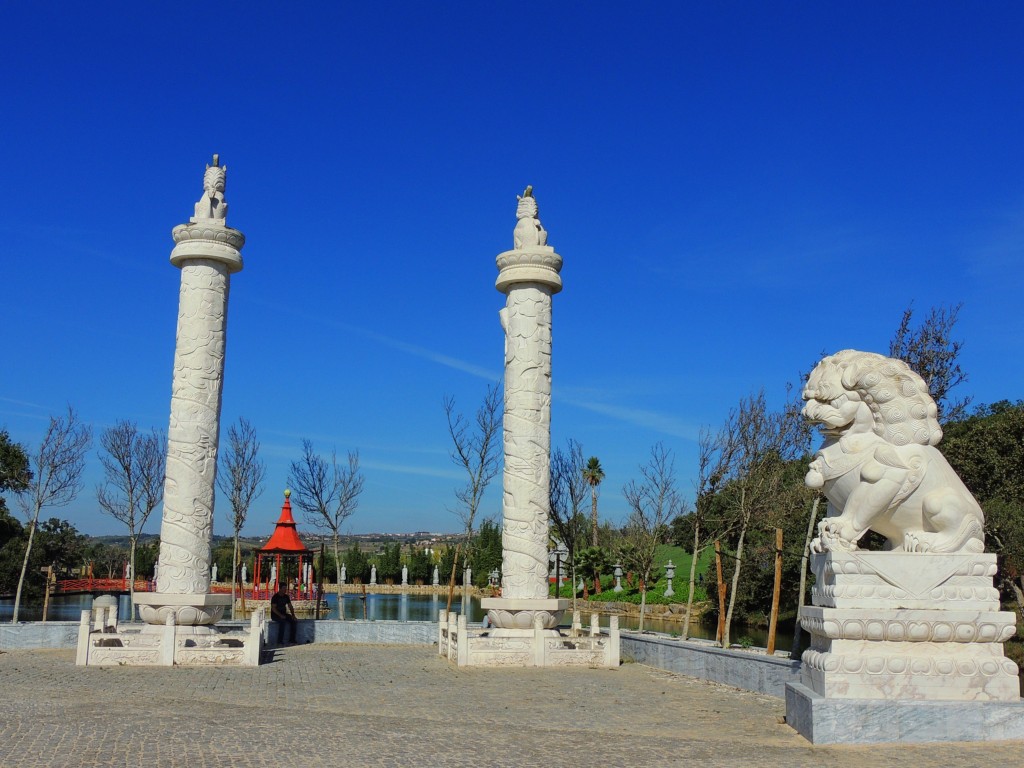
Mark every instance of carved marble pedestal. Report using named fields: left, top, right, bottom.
left=440, top=609, right=620, bottom=668
left=786, top=551, right=1024, bottom=743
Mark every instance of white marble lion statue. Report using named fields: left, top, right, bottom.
left=513, top=185, right=547, bottom=250
left=193, top=155, right=228, bottom=222
left=803, top=349, right=984, bottom=554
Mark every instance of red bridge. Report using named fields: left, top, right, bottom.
left=55, top=578, right=155, bottom=595
left=55, top=579, right=288, bottom=599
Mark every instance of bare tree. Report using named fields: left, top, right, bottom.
left=444, top=384, right=502, bottom=606
left=622, top=443, right=685, bottom=632
left=683, top=425, right=736, bottom=639
left=96, top=420, right=165, bottom=617
left=549, top=439, right=589, bottom=611
left=217, top=417, right=266, bottom=619
left=889, top=302, right=971, bottom=423
left=719, top=390, right=802, bottom=647
left=790, top=494, right=823, bottom=659
left=13, top=407, right=92, bottom=623
left=287, top=441, right=364, bottom=602
left=96, top=543, right=127, bottom=579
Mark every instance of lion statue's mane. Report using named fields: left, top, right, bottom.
left=803, top=349, right=984, bottom=554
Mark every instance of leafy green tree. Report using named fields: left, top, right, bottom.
left=1, top=517, right=85, bottom=605
left=35, top=518, right=87, bottom=577
left=696, top=386, right=811, bottom=645
left=942, top=401, right=1024, bottom=504
left=84, top=541, right=128, bottom=579
left=576, top=546, right=609, bottom=597
left=596, top=520, right=622, bottom=551
left=407, top=547, right=432, bottom=585
left=471, top=518, right=502, bottom=587
left=0, top=430, right=31, bottom=594
left=211, top=541, right=235, bottom=580
left=316, top=547, right=337, bottom=585
left=377, top=542, right=402, bottom=583
left=0, top=508, right=26, bottom=594
left=343, top=542, right=369, bottom=584
left=134, top=538, right=159, bottom=580
left=0, top=429, right=31, bottom=516
left=0, top=508, right=22, bottom=546
left=941, top=401, right=1024, bottom=610
left=438, top=545, right=461, bottom=587
left=714, top=457, right=816, bottom=626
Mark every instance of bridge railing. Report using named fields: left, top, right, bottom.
left=55, top=578, right=154, bottom=594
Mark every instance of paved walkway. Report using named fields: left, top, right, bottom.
left=0, top=645, right=1020, bottom=767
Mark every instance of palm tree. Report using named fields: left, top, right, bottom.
left=582, top=456, right=605, bottom=547
left=576, top=546, right=609, bottom=597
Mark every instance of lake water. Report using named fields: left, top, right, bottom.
left=0, top=593, right=795, bottom=651
left=0, top=594, right=134, bottom=623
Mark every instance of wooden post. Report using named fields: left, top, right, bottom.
left=40, top=565, right=53, bottom=623
left=445, top=542, right=462, bottom=614
left=767, top=528, right=783, bottom=655
left=315, top=543, right=325, bottom=620
left=714, top=540, right=727, bottom=646
left=239, top=552, right=248, bottom=615
left=231, top=539, right=240, bottom=621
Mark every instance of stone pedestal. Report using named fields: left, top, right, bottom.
left=440, top=609, right=619, bottom=668
left=786, top=551, right=1024, bottom=742
left=480, top=597, right=568, bottom=633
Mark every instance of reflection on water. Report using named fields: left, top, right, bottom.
left=319, top=592, right=486, bottom=623
left=0, top=594, right=134, bottom=623
left=0, top=593, right=794, bottom=651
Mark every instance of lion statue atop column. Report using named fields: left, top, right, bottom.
left=803, top=349, right=984, bottom=554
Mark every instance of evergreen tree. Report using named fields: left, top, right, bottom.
left=344, top=542, right=369, bottom=583
left=471, top=519, right=502, bottom=587
left=407, top=547, right=432, bottom=585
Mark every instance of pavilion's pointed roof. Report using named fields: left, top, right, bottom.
left=259, top=490, right=312, bottom=554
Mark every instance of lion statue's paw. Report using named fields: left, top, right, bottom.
left=904, top=521, right=986, bottom=555
left=812, top=519, right=860, bottom=553
left=903, top=531, right=935, bottom=553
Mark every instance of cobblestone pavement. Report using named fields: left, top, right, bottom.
left=1, top=645, right=1021, bottom=768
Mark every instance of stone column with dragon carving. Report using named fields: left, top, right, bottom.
left=481, top=187, right=569, bottom=633
left=136, top=155, right=242, bottom=628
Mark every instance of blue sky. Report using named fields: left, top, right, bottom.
left=2, top=3, right=1022, bottom=538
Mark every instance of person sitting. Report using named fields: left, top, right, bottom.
left=270, top=584, right=298, bottom=644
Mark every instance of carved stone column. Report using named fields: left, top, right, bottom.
left=482, top=188, right=568, bottom=631
left=136, top=155, right=242, bottom=627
